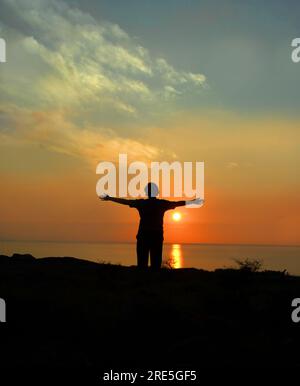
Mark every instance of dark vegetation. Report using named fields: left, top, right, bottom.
left=1, top=253, right=300, bottom=371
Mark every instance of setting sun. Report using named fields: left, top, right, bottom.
left=172, top=212, right=182, bottom=222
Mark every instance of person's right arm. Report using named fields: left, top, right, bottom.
left=165, top=198, right=204, bottom=209
left=171, top=200, right=186, bottom=208
left=185, top=198, right=204, bottom=206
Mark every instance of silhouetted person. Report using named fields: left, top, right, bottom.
left=100, top=182, right=202, bottom=269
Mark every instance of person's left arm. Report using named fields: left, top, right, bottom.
left=99, top=194, right=136, bottom=206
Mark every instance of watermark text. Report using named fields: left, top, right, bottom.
left=0, top=38, right=6, bottom=63
left=96, top=154, right=204, bottom=207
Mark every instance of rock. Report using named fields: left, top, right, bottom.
left=0, top=254, right=10, bottom=264
left=11, top=253, right=35, bottom=261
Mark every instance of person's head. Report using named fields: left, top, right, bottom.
left=145, top=182, right=159, bottom=198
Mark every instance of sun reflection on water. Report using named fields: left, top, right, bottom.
left=169, top=243, right=183, bottom=268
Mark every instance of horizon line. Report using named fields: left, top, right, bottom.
left=1, top=239, right=299, bottom=248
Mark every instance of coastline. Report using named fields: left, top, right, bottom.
left=1, top=254, right=300, bottom=370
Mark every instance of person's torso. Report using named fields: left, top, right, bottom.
left=136, top=199, right=168, bottom=234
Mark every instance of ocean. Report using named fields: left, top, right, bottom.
left=1, top=240, right=300, bottom=275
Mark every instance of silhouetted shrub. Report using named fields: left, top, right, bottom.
left=162, top=257, right=175, bottom=269
left=234, top=258, right=263, bottom=272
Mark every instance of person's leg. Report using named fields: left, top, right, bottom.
left=150, top=236, right=163, bottom=270
left=136, top=236, right=149, bottom=268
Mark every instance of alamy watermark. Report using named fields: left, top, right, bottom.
left=0, top=38, right=6, bottom=63
left=291, top=38, right=300, bottom=63
left=96, top=154, right=204, bottom=208
left=0, top=298, right=6, bottom=322
left=291, top=298, right=300, bottom=323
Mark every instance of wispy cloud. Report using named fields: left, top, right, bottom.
left=0, top=106, right=175, bottom=166
left=0, top=0, right=206, bottom=112
left=0, top=0, right=206, bottom=166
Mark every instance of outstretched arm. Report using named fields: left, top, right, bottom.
left=169, top=198, right=204, bottom=208
left=185, top=198, right=205, bottom=206
left=171, top=200, right=186, bottom=208
left=99, top=194, right=133, bottom=206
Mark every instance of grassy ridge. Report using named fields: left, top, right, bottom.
left=1, top=255, right=300, bottom=369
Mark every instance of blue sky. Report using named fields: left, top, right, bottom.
left=67, top=0, right=300, bottom=114
left=1, top=0, right=300, bottom=123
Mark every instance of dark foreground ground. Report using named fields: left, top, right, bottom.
left=1, top=253, right=300, bottom=375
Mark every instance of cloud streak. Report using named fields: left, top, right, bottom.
left=0, top=0, right=206, bottom=112
left=0, top=0, right=206, bottom=166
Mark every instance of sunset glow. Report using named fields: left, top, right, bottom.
left=0, top=0, right=299, bottom=247
left=172, top=212, right=182, bottom=222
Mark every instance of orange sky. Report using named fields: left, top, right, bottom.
left=1, top=119, right=299, bottom=246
